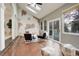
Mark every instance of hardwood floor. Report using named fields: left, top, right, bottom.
left=1, top=37, right=47, bottom=56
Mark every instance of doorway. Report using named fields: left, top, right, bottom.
left=48, top=18, right=61, bottom=42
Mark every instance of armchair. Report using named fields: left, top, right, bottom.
left=38, top=33, right=46, bottom=39
left=24, top=34, right=32, bottom=41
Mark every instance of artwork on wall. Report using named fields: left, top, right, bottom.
left=63, top=4, right=79, bottom=35
left=21, top=10, right=27, bottom=16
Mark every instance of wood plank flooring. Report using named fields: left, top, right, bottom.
left=1, top=37, right=47, bottom=56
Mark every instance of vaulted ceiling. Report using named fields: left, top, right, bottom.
left=17, top=3, right=65, bottom=19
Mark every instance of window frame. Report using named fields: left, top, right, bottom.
left=62, top=4, right=79, bottom=35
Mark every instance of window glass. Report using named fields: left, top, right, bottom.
left=44, top=20, right=47, bottom=31
left=63, top=5, right=79, bottom=34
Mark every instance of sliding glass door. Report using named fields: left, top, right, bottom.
left=48, top=18, right=61, bottom=41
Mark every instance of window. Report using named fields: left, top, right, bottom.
left=63, top=4, right=79, bottom=35
left=44, top=20, right=47, bottom=31
left=49, top=22, right=53, bottom=37
left=41, top=22, right=43, bottom=30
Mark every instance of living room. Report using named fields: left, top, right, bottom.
left=0, top=3, right=79, bottom=56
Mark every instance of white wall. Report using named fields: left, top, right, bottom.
left=4, top=4, right=12, bottom=40
left=0, top=4, right=5, bottom=51
left=12, top=4, right=19, bottom=39
left=17, top=8, right=39, bottom=36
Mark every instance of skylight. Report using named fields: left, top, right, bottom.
left=26, top=6, right=37, bottom=14
left=26, top=3, right=41, bottom=14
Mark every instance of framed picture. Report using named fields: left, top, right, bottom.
left=21, top=10, right=27, bottom=16
left=62, top=4, right=79, bottom=35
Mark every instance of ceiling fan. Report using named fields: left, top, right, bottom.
left=36, top=3, right=43, bottom=5
left=27, top=3, right=43, bottom=7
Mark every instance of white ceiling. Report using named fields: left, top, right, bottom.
left=17, top=3, right=64, bottom=19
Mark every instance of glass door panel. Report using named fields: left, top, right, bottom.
left=54, top=20, right=59, bottom=41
